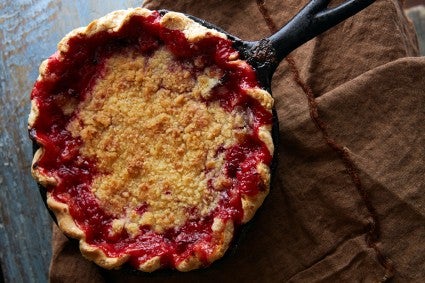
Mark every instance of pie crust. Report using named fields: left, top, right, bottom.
left=29, top=8, right=274, bottom=272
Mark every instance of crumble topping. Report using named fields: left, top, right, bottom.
left=67, top=46, right=248, bottom=234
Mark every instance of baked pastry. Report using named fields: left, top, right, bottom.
left=29, top=8, right=274, bottom=272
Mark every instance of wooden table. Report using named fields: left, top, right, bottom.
left=1, top=1, right=424, bottom=282
left=0, top=1, right=141, bottom=282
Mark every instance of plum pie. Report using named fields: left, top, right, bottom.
left=29, top=8, right=274, bottom=272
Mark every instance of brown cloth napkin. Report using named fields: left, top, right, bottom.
left=49, top=0, right=425, bottom=282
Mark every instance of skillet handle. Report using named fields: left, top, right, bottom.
left=268, top=0, right=375, bottom=63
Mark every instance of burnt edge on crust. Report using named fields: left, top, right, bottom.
left=29, top=8, right=274, bottom=272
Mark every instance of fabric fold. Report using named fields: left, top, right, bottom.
left=49, top=0, right=424, bottom=282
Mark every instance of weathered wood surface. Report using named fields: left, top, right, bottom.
left=0, top=1, right=141, bottom=282
left=1, top=1, right=424, bottom=282
left=406, top=5, right=425, bottom=55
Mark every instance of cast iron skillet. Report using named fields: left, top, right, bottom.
left=35, top=0, right=376, bottom=274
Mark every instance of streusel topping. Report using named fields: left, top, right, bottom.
left=67, top=46, right=248, bottom=234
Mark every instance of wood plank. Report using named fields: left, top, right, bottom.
left=0, top=1, right=142, bottom=282
left=406, top=5, right=425, bottom=55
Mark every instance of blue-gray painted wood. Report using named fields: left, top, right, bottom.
left=0, top=1, right=142, bottom=282
left=406, top=5, right=425, bottom=55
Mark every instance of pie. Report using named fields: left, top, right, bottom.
left=29, top=8, right=274, bottom=272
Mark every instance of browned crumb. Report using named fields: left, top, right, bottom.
left=67, top=46, right=248, bottom=234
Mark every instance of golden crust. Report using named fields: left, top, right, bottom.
left=31, top=148, right=57, bottom=187
left=246, top=88, right=274, bottom=110
left=29, top=7, right=274, bottom=272
left=47, top=196, right=84, bottom=239
left=258, top=125, right=274, bottom=156
left=210, top=218, right=234, bottom=260
left=160, top=11, right=226, bottom=42
left=58, top=8, right=153, bottom=53
left=79, top=241, right=130, bottom=269
left=139, top=256, right=161, bottom=272
left=176, top=219, right=234, bottom=272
